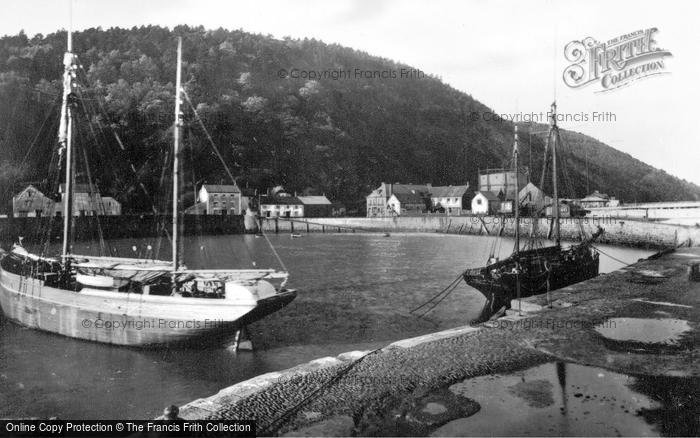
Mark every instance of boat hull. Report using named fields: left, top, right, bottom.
left=0, top=267, right=296, bottom=347
left=464, top=244, right=600, bottom=320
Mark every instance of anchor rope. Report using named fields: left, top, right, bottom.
left=409, top=273, right=463, bottom=316
left=590, top=245, right=635, bottom=267
left=413, top=279, right=463, bottom=318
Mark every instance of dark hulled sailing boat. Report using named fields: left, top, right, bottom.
left=463, top=103, right=602, bottom=316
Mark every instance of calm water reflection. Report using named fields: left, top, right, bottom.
left=0, top=233, right=652, bottom=419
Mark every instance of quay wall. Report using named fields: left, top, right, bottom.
left=260, top=215, right=700, bottom=248
left=586, top=203, right=700, bottom=220
left=3, top=214, right=697, bottom=249
left=0, top=214, right=246, bottom=245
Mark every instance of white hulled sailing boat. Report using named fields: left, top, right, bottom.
left=0, top=32, right=296, bottom=346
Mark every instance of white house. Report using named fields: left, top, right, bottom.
left=198, top=184, right=241, bottom=215
left=260, top=195, right=304, bottom=218
left=471, top=191, right=500, bottom=215
left=65, top=185, right=121, bottom=216
left=430, top=185, right=470, bottom=214
left=580, top=190, right=618, bottom=209
left=366, top=183, right=431, bottom=217
left=24, top=183, right=122, bottom=216
left=387, top=192, right=426, bottom=216
left=12, top=185, right=56, bottom=217
left=366, top=182, right=470, bottom=217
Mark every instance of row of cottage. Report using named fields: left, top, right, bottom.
left=185, top=185, right=345, bottom=217
left=10, top=170, right=618, bottom=219
left=9, top=183, right=343, bottom=218
left=366, top=169, right=619, bottom=217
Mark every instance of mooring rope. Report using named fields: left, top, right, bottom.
left=409, top=273, right=464, bottom=317
left=591, top=245, right=636, bottom=267
left=413, top=279, right=463, bottom=319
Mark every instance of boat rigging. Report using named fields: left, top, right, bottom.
left=462, top=102, right=603, bottom=319
left=0, top=29, right=297, bottom=347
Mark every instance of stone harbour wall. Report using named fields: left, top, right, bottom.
left=260, top=216, right=700, bottom=248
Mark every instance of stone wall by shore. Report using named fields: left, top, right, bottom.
left=3, top=214, right=697, bottom=249
left=260, top=215, right=700, bottom=249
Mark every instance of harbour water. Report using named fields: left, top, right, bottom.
left=0, top=233, right=652, bottom=419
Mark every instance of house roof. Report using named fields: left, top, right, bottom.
left=430, top=185, right=470, bottom=197
left=14, top=184, right=48, bottom=199
left=519, top=182, right=546, bottom=199
left=581, top=190, right=609, bottom=202
left=262, top=196, right=303, bottom=205
left=391, top=192, right=425, bottom=204
left=474, top=191, right=500, bottom=201
left=367, top=188, right=384, bottom=198
left=391, top=184, right=431, bottom=194
left=297, top=195, right=332, bottom=205
left=201, top=184, right=240, bottom=194
left=369, top=183, right=472, bottom=200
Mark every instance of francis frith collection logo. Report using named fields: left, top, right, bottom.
left=563, top=28, right=672, bottom=92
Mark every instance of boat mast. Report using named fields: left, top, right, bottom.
left=514, top=125, right=522, bottom=313
left=513, top=125, right=520, bottom=255
left=172, top=37, right=183, bottom=272
left=60, top=28, right=76, bottom=257
left=550, top=101, right=561, bottom=246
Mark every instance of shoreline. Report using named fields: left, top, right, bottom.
left=171, top=245, right=700, bottom=436
left=259, top=216, right=700, bottom=250
left=2, top=215, right=698, bottom=250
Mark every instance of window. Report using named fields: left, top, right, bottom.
left=476, top=199, right=482, bottom=205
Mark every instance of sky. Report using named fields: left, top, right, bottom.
left=1, top=0, right=698, bottom=186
